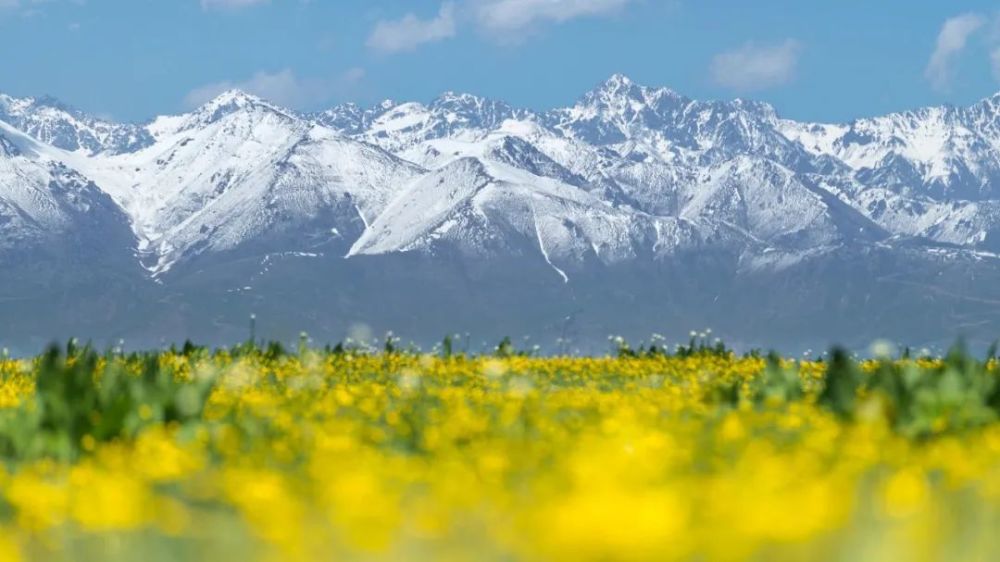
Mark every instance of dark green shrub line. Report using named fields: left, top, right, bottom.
left=817, top=344, right=1000, bottom=438
left=0, top=344, right=215, bottom=462
left=1, top=338, right=1000, bottom=462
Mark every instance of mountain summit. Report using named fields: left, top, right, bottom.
left=2, top=75, right=1000, bottom=351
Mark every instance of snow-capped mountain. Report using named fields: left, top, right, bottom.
left=0, top=120, right=135, bottom=261
left=0, top=94, right=152, bottom=155
left=72, top=90, right=424, bottom=273
left=3, top=75, right=1000, bottom=351
left=326, top=74, right=1000, bottom=256
left=348, top=156, right=709, bottom=279
left=782, top=99, right=1000, bottom=202
left=314, top=92, right=527, bottom=151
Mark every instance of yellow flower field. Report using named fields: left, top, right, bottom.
left=0, top=341, right=998, bottom=561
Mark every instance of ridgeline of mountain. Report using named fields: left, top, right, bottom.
left=2, top=76, right=1000, bottom=353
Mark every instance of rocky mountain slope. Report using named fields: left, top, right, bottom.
left=2, top=76, right=1000, bottom=351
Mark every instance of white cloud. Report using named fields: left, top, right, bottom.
left=364, top=0, right=638, bottom=52
left=991, top=47, right=1000, bottom=82
left=925, top=13, right=986, bottom=92
left=473, top=0, right=633, bottom=34
left=341, top=67, right=366, bottom=85
left=367, top=2, right=456, bottom=54
left=183, top=68, right=365, bottom=109
left=710, top=39, right=802, bottom=92
left=0, top=0, right=60, bottom=10
left=0, top=0, right=96, bottom=12
left=201, top=0, right=269, bottom=11
left=1, top=0, right=87, bottom=18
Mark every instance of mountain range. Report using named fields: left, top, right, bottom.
left=3, top=75, right=1000, bottom=353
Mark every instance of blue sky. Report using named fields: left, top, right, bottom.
left=2, top=0, right=1000, bottom=123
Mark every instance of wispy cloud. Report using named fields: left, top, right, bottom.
left=472, top=0, right=634, bottom=35
left=710, top=40, right=802, bottom=92
left=1, top=0, right=86, bottom=12
left=0, top=0, right=84, bottom=21
left=183, top=68, right=365, bottom=109
left=990, top=47, right=1000, bottom=83
left=366, top=2, right=457, bottom=54
left=366, top=0, right=637, bottom=54
left=925, top=13, right=987, bottom=92
left=200, top=0, right=269, bottom=11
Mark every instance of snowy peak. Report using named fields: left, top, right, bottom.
left=0, top=118, right=58, bottom=160
left=315, top=91, right=530, bottom=154
left=782, top=98, right=1000, bottom=200
left=551, top=75, right=686, bottom=143
left=0, top=130, right=19, bottom=158
left=325, top=75, right=1000, bottom=260
left=602, top=73, right=636, bottom=89
left=312, top=102, right=365, bottom=134
left=8, top=76, right=1000, bottom=351
left=546, top=74, right=791, bottom=162
left=429, top=91, right=524, bottom=127
left=726, top=98, right=780, bottom=121
left=484, top=135, right=587, bottom=186
left=969, top=91, right=1000, bottom=127
left=198, top=89, right=283, bottom=114
left=581, top=74, right=685, bottom=111
left=0, top=93, right=152, bottom=155
left=349, top=152, right=715, bottom=276
left=177, top=89, right=299, bottom=132
left=60, top=91, right=428, bottom=274
left=0, top=120, right=136, bottom=260
left=349, top=157, right=494, bottom=257
left=6, top=75, right=1000, bottom=280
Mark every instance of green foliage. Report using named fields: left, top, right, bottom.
left=495, top=337, right=515, bottom=358
left=612, top=334, right=733, bottom=359
left=748, top=352, right=805, bottom=405
left=818, top=348, right=863, bottom=418
left=0, top=344, right=215, bottom=461
left=441, top=335, right=454, bottom=359
left=865, top=343, right=1000, bottom=438
left=5, top=335, right=1000, bottom=465
left=494, top=337, right=537, bottom=358
left=811, top=343, right=1000, bottom=437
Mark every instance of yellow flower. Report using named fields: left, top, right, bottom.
left=69, top=463, right=150, bottom=531
left=882, top=469, right=930, bottom=519
left=0, top=529, right=22, bottom=562
left=6, top=470, right=68, bottom=531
